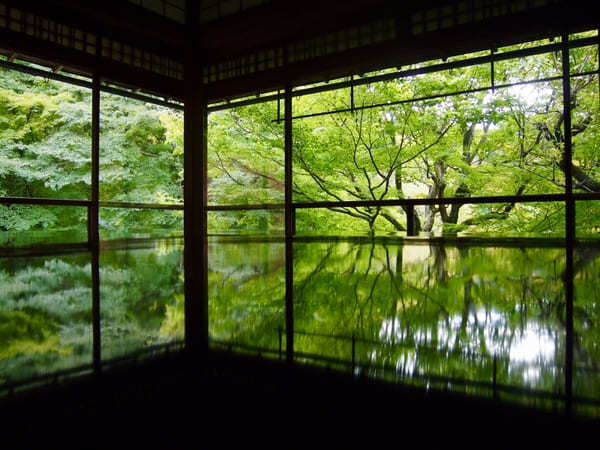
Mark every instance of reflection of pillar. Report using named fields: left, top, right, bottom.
left=92, top=245, right=101, bottom=374
left=285, top=238, right=294, bottom=363
left=184, top=0, right=208, bottom=355
left=561, top=33, right=574, bottom=416
left=565, top=256, right=574, bottom=416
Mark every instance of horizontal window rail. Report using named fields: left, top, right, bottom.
left=205, top=193, right=600, bottom=213
left=573, top=193, right=600, bottom=201
left=100, top=340, right=185, bottom=369
left=292, top=193, right=568, bottom=209
left=206, top=203, right=285, bottom=211
left=211, top=338, right=281, bottom=358
left=0, top=363, right=94, bottom=397
left=101, top=85, right=184, bottom=110
left=0, top=197, right=184, bottom=210
left=0, top=59, right=184, bottom=110
left=0, top=242, right=91, bottom=258
left=208, top=92, right=283, bottom=113
left=291, top=235, right=572, bottom=248
left=0, top=196, right=92, bottom=207
left=99, top=201, right=183, bottom=210
left=0, top=58, right=94, bottom=88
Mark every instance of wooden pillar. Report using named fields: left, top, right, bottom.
left=406, top=204, right=416, bottom=236
left=184, top=0, right=208, bottom=354
left=562, top=32, right=574, bottom=416
left=284, top=86, right=294, bottom=362
left=91, top=73, right=101, bottom=374
left=285, top=86, right=294, bottom=238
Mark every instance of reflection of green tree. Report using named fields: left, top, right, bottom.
left=208, top=239, right=588, bottom=403
left=208, top=240, right=285, bottom=350
left=573, top=247, right=600, bottom=401
left=99, top=244, right=184, bottom=359
left=293, top=242, right=568, bottom=394
left=0, top=255, right=92, bottom=383
left=0, top=243, right=184, bottom=384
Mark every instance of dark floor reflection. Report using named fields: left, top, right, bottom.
left=2, top=237, right=600, bottom=417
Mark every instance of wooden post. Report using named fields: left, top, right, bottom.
left=406, top=204, right=416, bottom=236
left=91, top=73, right=101, bottom=374
left=184, top=0, right=209, bottom=355
left=562, top=32, right=574, bottom=416
left=285, top=85, right=294, bottom=362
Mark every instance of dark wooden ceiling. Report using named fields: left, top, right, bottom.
left=1, top=0, right=598, bottom=101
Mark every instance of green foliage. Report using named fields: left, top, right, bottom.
left=2, top=42, right=600, bottom=240
left=202, top=43, right=599, bottom=237
left=205, top=238, right=600, bottom=412
left=0, top=242, right=184, bottom=383
left=99, top=92, right=183, bottom=205
left=0, top=69, right=183, bottom=239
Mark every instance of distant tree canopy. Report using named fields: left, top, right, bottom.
left=1, top=35, right=599, bottom=240
left=0, top=68, right=183, bottom=242
left=208, top=38, right=599, bottom=237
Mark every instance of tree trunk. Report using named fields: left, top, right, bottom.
left=393, top=168, right=422, bottom=232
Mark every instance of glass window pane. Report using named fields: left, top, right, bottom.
left=570, top=44, right=598, bottom=75
left=295, top=207, right=406, bottom=236
left=576, top=200, right=600, bottom=238
left=443, top=201, right=565, bottom=238
left=495, top=51, right=561, bottom=84
left=100, top=92, right=183, bottom=205
left=0, top=204, right=88, bottom=247
left=497, top=37, right=558, bottom=54
left=0, top=68, right=91, bottom=200
left=293, top=85, right=351, bottom=117
left=208, top=101, right=284, bottom=206
left=571, top=74, right=599, bottom=196
left=99, top=207, right=183, bottom=241
left=208, top=210, right=284, bottom=235
left=295, top=202, right=564, bottom=238
left=293, top=83, right=564, bottom=206
left=569, top=30, right=598, bottom=41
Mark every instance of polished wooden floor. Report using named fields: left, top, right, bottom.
left=0, top=350, right=597, bottom=449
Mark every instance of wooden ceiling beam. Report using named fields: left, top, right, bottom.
left=204, top=2, right=597, bottom=102
left=3, top=0, right=185, bottom=60
left=0, top=27, right=184, bottom=100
